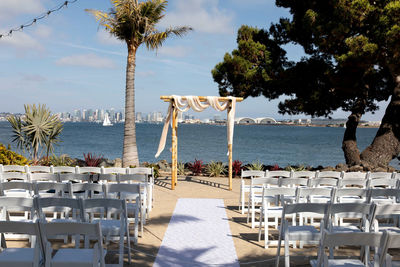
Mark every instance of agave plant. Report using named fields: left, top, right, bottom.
left=8, top=104, right=63, bottom=161
left=247, top=160, right=264, bottom=171
left=177, top=162, right=186, bottom=176
left=206, top=161, right=226, bottom=177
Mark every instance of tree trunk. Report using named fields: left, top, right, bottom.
left=342, top=111, right=362, bottom=165
left=122, top=43, right=140, bottom=167
left=360, top=75, right=400, bottom=168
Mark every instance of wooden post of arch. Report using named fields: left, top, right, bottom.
left=160, top=96, right=243, bottom=190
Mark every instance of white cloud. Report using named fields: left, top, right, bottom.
left=21, top=73, right=47, bottom=83
left=55, top=53, right=116, bottom=68
left=96, top=29, right=123, bottom=45
left=160, top=0, right=234, bottom=34
left=157, top=45, right=191, bottom=58
left=0, top=30, right=44, bottom=55
left=0, top=0, right=45, bottom=22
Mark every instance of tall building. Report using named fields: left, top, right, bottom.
left=136, top=112, right=142, bottom=122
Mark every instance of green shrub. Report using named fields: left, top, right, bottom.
left=247, top=160, right=264, bottom=171
left=50, top=154, right=75, bottom=166
left=0, top=143, right=28, bottom=165
left=178, top=162, right=186, bottom=176
left=206, top=161, right=226, bottom=177
left=144, top=163, right=160, bottom=178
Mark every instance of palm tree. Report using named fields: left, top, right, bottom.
left=87, top=0, right=192, bottom=167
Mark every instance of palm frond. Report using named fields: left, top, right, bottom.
left=144, top=26, right=193, bottom=50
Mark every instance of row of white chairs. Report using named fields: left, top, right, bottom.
left=0, top=220, right=106, bottom=267
left=273, top=201, right=400, bottom=267
left=0, top=164, right=154, bottom=175
left=0, top=192, right=140, bottom=266
left=240, top=170, right=400, bottom=215
left=0, top=172, right=154, bottom=217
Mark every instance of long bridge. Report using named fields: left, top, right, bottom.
left=235, top=117, right=277, bottom=124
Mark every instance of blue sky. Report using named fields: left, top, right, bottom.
left=0, top=0, right=388, bottom=121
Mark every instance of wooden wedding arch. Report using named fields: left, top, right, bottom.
left=157, top=95, right=243, bottom=190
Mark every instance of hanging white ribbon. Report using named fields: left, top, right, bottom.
left=155, top=96, right=236, bottom=158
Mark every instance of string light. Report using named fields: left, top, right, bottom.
left=0, top=0, right=78, bottom=39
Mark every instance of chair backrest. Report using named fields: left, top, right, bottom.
left=279, top=177, right=308, bottom=187
left=101, top=167, right=128, bottom=174
left=368, top=188, right=400, bottom=202
left=372, top=203, right=400, bottom=218
left=29, top=173, right=59, bottom=182
left=95, top=174, right=118, bottom=184
left=0, top=172, right=29, bottom=182
left=106, top=183, right=141, bottom=199
left=129, top=167, right=153, bottom=176
left=35, top=197, right=82, bottom=221
left=296, top=187, right=334, bottom=203
left=51, top=166, right=77, bottom=174
left=34, top=182, right=71, bottom=197
left=328, top=202, right=373, bottom=220
left=118, top=174, right=147, bottom=184
left=58, top=173, right=91, bottom=183
left=335, top=188, right=369, bottom=202
left=27, top=166, right=52, bottom=173
left=70, top=183, right=105, bottom=199
left=0, top=220, right=41, bottom=252
left=241, top=170, right=265, bottom=178
left=0, top=181, right=34, bottom=196
left=0, top=196, right=36, bottom=220
left=368, top=178, right=398, bottom=189
left=81, top=198, right=126, bottom=221
left=381, top=232, right=400, bottom=266
left=368, top=172, right=394, bottom=179
left=309, top=177, right=339, bottom=188
left=262, top=187, right=297, bottom=201
left=292, top=171, right=316, bottom=179
left=339, top=178, right=368, bottom=188
left=317, top=230, right=386, bottom=267
left=266, top=170, right=291, bottom=178
left=283, top=202, right=328, bottom=216
left=77, top=167, right=101, bottom=174
left=1, top=165, right=27, bottom=173
left=317, top=171, right=343, bottom=179
left=251, top=177, right=280, bottom=187
left=342, top=171, right=367, bottom=179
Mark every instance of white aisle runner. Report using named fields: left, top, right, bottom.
left=153, top=198, right=240, bottom=267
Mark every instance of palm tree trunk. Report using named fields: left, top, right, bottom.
left=122, top=43, right=139, bottom=167
left=360, top=75, right=400, bottom=168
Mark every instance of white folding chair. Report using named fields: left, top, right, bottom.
left=34, top=182, right=71, bottom=198
left=342, top=171, right=368, bottom=180
left=335, top=188, right=369, bottom=204
left=59, top=173, right=91, bottom=183
left=276, top=203, right=329, bottom=267
left=51, top=166, right=78, bottom=174
left=368, top=171, right=395, bottom=180
left=82, top=198, right=130, bottom=266
left=368, top=188, right=400, bottom=205
left=0, top=181, right=34, bottom=198
left=28, top=173, right=59, bottom=183
left=0, top=164, right=27, bottom=173
left=0, top=172, right=29, bottom=182
left=118, top=174, right=149, bottom=218
left=310, top=230, right=386, bottom=267
left=326, top=203, right=373, bottom=233
left=39, top=221, right=105, bottom=267
left=106, top=183, right=142, bottom=243
left=70, top=183, right=105, bottom=199
left=27, top=166, right=52, bottom=173
left=77, top=167, right=101, bottom=174
left=129, top=167, right=154, bottom=213
left=370, top=203, right=400, bottom=235
left=0, top=196, right=36, bottom=222
left=0, top=221, right=42, bottom=267
left=247, top=177, right=280, bottom=228
left=95, top=174, right=118, bottom=185
left=381, top=232, right=400, bottom=267
left=101, top=166, right=128, bottom=174
left=258, top=187, right=297, bottom=248
left=239, top=170, right=265, bottom=214
left=368, top=177, right=398, bottom=189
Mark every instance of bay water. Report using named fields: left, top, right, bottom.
left=0, top=121, right=398, bottom=168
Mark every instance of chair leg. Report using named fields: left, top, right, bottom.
left=284, top=231, right=290, bottom=267
left=265, top=212, right=269, bottom=249
left=258, top=205, right=263, bottom=242
left=276, top=228, right=282, bottom=267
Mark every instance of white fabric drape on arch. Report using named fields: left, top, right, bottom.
left=155, top=95, right=237, bottom=158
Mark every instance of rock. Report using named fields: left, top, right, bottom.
left=348, top=165, right=363, bottom=172
left=386, top=166, right=396, bottom=173
left=321, top=166, right=335, bottom=171
left=157, top=160, right=170, bottom=171
left=335, top=163, right=348, bottom=172
left=373, top=167, right=387, bottom=172
left=114, top=158, right=122, bottom=168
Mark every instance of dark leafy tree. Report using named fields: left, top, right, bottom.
left=212, top=1, right=400, bottom=169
